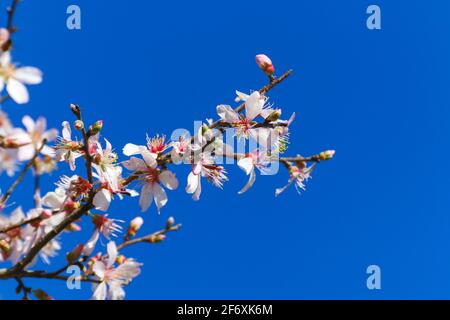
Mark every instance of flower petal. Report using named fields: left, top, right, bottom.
left=159, top=170, right=178, bottom=190
left=7, top=78, right=29, bottom=104
left=14, top=67, right=42, bottom=84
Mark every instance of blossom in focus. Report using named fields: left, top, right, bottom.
left=218, top=91, right=273, bottom=143
left=255, top=54, right=275, bottom=76
left=54, top=121, right=83, bottom=171
left=0, top=51, right=43, bottom=104
left=91, top=241, right=142, bottom=300
left=123, top=141, right=178, bottom=213
left=237, top=150, right=271, bottom=194
left=186, top=152, right=228, bottom=201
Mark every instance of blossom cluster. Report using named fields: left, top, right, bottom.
left=0, top=4, right=334, bottom=300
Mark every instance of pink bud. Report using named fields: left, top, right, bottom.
left=40, top=209, right=53, bottom=220
left=255, top=54, right=275, bottom=76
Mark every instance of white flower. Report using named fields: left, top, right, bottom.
left=17, top=115, right=57, bottom=161
left=217, top=91, right=272, bottom=142
left=237, top=150, right=271, bottom=194
left=186, top=152, right=228, bottom=201
left=275, top=164, right=315, bottom=197
left=91, top=241, right=142, bottom=300
left=0, top=51, right=42, bottom=104
left=54, top=121, right=83, bottom=171
left=123, top=144, right=178, bottom=213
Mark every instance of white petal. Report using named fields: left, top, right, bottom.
left=91, top=281, right=107, bottom=300
left=0, top=51, right=11, bottom=67
left=140, top=149, right=157, bottom=168
left=235, top=90, right=249, bottom=102
left=92, top=261, right=106, bottom=279
left=237, top=157, right=254, bottom=175
left=159, top=170, right=178, bottom=190
left=238, top=168, right=256, bottom=194
left=245, top=91, right=263, bottom=121
left=82, top=230, right=100, bottom=256
left=122, top=156, right=147, bottom=171
left=22, top=115, right=35, bottom=133
left=17, top=144, right=35, bottom=161
left=7, top=78, right=29, bottom=104
left=152, top=184, right=168, bottom=212
left=61, top=121, right=72, bottom=140
left=106, top=241, right=118, bottom=268
left=108, top=282, right=125, bottom=300
left=139, top=183, right=153, bottom=212
left=14, top=67, right=43, bottom=85
left=93, top=189, right=112, bottom=212
left=123, top=143, right=142, bottom=156
left=217, top=104, right=239, bottom=123
left=186, top=172, right=199, bottom=194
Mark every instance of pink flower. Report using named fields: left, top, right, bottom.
left=275, top=164, right=315, bottom=197
left=91, top=241, right=142, bottom=300
left=217, top=91, right=273, bottom=143
left=186, top=153, right=228, bottom=201
left=54, top=121, right=83, bottom=171
left=123, top=143, right=178, bottom=213
left=237, top=150, right=271, bottom=194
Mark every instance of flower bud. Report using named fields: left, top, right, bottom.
left=63, top=199, right=80, bottom=213
left=116, top=255, right=126, bottom=265
left=0, top=239, right=11, bottom=254
left=148, top=234, right=166, bottom=243
left=70, top=104, right=81, bottom=116
left=127, top=216, right=144, bottom=238
left=89, top=120, right=103, bottom=135
left=33, top=289, right=53, bottom=300
left=74, top=120, right=84, bottom=130
left=255, top=54, right=275, bottom=76
left=319, top=150, right=336, bottom=161
left=67, top=244, right=84, bottom=264
left=166, top=216, right=175, bottom=229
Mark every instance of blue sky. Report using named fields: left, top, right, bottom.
left=1, top=0, right=450, bottom=299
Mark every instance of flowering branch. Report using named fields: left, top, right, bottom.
left=0, top=3, right=335, bottom=300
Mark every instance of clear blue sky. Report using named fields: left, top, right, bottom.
left=1, top=0, right=450, bottom=299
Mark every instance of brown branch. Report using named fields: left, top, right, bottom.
left=7, top=0, right=20, bottom=33
left=71, top=105, right=94, bottom=184
left=118, top=224, right=182, bottom=250
left=0, top=139, right=47, bottom=206
left=9, top=201, right=93, bottom=274
left=0, top=209, right=63, bottom=234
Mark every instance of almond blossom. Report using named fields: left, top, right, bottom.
left=217, top=91, right=274, bottom=143
left=237, top=150, right=271, bottom=194
left=186, top=152, right=228, bottom=201
left=91, top=241, right=142, bottom=300
left=275, top=164, right=315, bottom=197
left=54, top=121, right=83, bottom=171
left=123, top=139, right=179, bottom=213
left=17, top=115, right=57, bottom=161
left=0, top=51, right=42, bottom=104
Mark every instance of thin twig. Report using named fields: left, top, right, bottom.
left=7, top=0, right=20, bottom=33
left=118, top=224, right=182, bottom=250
